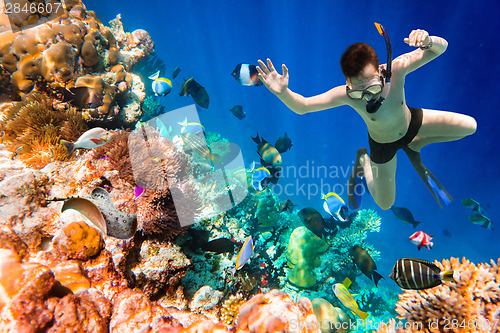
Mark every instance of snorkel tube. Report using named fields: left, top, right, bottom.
left=366, top=22, right=392, bottom=113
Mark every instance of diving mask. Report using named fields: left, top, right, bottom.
left=346, top=75, right=384, bottom=101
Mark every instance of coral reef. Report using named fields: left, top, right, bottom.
left=286, top=226, right=329, bottom=288
left=131, top=238, right=191, bottom=299
left=379, top=257, right=500, bottom=333
left=0, top=3, right=151, bottom=127
left=235, top=289, right=320, bottom=332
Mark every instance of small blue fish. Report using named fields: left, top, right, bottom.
left=178, top=118, right=205, bottom=134
left=229, top=235, right=254, bottom=275
left=148, top=70, right=172, bottom=96
left=249, top=162, right=271, bottom=191
left=323, top=192, right=348, bottom=222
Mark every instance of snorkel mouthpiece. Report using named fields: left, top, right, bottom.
left=366, top=22, right=393, bottom=114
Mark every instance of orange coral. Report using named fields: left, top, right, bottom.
left=52, top=221, right=104, bottom=260
left=378, top=257, right=500, bottom=333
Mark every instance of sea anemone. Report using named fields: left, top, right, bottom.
left=0, top=92, right=87, bottom=168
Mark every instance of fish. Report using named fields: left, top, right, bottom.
left=229, top=235, right=254, bottom=275
left=248, top=162, right=271, bottom=191
left=252, top=133, right=282, bottom=184
left=333, top=277, right=369, bottom=323
left=274, top=132, right=293, bottom=153
left=60, top=127, right=112, bottom=155
left=349, top=245, right=384, bottom=287
left=462, top=198, right=484, bottom=214
left=409, top=231, right=433, bottom=250
left=180, top=77, right=209, bottom=109
left=440, top=228, right=451, bottom=237
left=469, top=213, right=493, bottom=230
left=390, top=257, right=454, bottom=290
left=63, top=86, right=103, bottom=109
left=298, top=207, right=326, bottom=239
left=172, top=67, right=181, bottom=79
left=323, top=192, right=348, bottom=222
left=230, top=105, right=246, bottom=120
left=231, top=63, right=263, bottom=86
left=390, top=206, right=421, bottom=228
left=202, top=237, right=235, bottom=254
left=178, top=118, right=205, bottom=134
left=278, top=199, right=297, bottom=213
left=148, top=70, right=172, bottom=96
left=61, top=187, right=137, bottom=239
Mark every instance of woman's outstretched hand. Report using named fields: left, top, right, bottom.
left=256, top=58, right=289, bottom=95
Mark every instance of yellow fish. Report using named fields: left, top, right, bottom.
left=333, top=277, right=369, bottom=323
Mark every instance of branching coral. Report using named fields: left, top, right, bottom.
left=382, top=257, right=500, bottom=333
left=0, top=92, right=87, bottom=168
left=220, top=293, right=246, bottom=326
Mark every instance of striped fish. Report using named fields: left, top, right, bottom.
left=333, top=277, right=369, bottom=323
left=389, top=258, right=454, bottom=290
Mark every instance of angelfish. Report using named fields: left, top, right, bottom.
left=60, top=127, right=112, bottom=155
left=229, top=235, right=254, bottom=275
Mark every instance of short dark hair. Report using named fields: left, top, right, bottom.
left=340, top=42, right=379, bottom=78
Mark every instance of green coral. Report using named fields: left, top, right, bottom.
left=254, top=190, right=280, bottom=228
left=286, top=226, right=329, bottom=288
left=141, top=95, right=163, bottom=121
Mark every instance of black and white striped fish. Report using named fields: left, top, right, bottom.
left=389, top=258, right=454, bottom=290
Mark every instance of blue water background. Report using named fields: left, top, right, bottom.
left=85, top=0, right=499, bottom=279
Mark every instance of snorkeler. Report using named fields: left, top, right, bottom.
left=256, top=24, right=477, bottom=210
